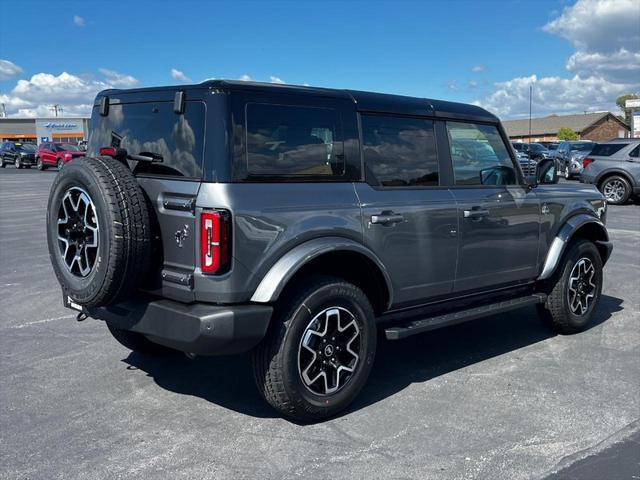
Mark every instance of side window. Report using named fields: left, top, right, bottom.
left=629, top=145, right=639, bottom=158
left=446, top=122, right=517, bottom=186
left=361, top=115, right=438, bottom=187
left=245, top=103, right=343, bottom=177
left=590, top=143, right=628, bottom=156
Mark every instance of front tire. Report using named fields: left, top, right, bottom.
left=600, top=175, right=631, bottom=205
left=57, top=158, right=64, bottom=170
left=106, top=323, right=173, bottom=356
left=36, top=157, right=46, bottom=170
left=537, top=239, right=603, bottom=334
left=252, top=276, right=377, bottom=422
left=0, top=156, right=5, bottom=168
left=15, top=157, right=22, bottom=169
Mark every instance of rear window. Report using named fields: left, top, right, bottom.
left=245, top=103, right=344, bottom=177
left=590, top=143, right=628, bottom=156
left=362, top=115, right=438, bottom=187
left=88, top=101, right=205, bottom=178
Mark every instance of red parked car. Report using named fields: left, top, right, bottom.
left=35, top=142, right=86, bottom=170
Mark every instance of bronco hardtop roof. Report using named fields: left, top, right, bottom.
left=96, top=79, right=498, bottom=122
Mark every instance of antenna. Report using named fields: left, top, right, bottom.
left=528, top=84, right=532, bottom=144
left=49, top=104, right=63, bottom=117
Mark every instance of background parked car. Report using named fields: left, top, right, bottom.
left=511, top=142, right=551, bottom=161
left=35, top=142, right=86, bottom=170
left=556, top=140, right=594, bottom=179
left=580, top=138, right=640, bottom=205
left=539, top=141, right=560, bottom=159
left=0, top=142, right=37, bottom=169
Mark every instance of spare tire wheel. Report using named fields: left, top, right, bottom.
left=46, top=157, right=151, bottom=308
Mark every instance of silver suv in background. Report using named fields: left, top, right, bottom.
left=580, top=139, right=640, bottom=204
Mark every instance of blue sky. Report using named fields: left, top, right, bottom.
left=0, top=0, right=638, bottom=119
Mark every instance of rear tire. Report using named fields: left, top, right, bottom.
left=252, top=276, right=376, bottom=422
left=537, top=239, right=603, bottom=334
left=600, top=175, right=631, bottom=205
left=106, top=323, right=173, bottom=355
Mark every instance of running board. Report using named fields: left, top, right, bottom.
left=384, top=293, right=547, bottom=340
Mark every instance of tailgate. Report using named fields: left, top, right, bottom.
left=137, top=177, right=200, bottom=302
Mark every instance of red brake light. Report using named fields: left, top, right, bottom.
left=100, top=146, right=117, bottom=157
left=582, top=157, right=594, bottom=169
left=200, top=210, right=231, bottom=274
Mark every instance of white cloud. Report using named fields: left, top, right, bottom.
left=473, top=74, right=634, bottom=118
left=99, top=68, right=139, bottom=88
left=0, top=69, right=139, bottom=117
left=471, top=65, right=485, bottom=73
left=73, top=15, right=86, bottom=27
left=0, top=59, right=23, bottom=80
left=475, top=0, right=640, bottom=119
left=269, top=76, right=285, bottom=84
left=170, top=68, right=192, bottom=84
left=239, top=74, right=252, bottom=81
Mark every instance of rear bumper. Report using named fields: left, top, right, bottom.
left=85, top=297, right=273, bottom=355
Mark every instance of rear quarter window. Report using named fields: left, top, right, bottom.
left=88, top=101, right=205, bottom=178
left=590, top=143, right=628, bottom=156
left=245, top=103, right=344, bottom=177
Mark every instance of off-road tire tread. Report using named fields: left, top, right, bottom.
left=252, top=275, right=372, bottom=421
left=48, top=157, right=150, bottom=307
left=538, top=239, right=602, bottom=334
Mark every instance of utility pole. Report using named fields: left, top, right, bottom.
left=0, top=103, right=6, bottom=118
left=528, top=84, right=532, bottom=144
left=50, top=104, right=63, bottom=117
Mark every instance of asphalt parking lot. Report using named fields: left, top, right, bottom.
left=1, top=167, right=638, bottom=480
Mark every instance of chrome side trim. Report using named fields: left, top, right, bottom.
left=539, top=237, right=566, bottom=280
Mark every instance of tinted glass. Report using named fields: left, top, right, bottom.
left=88, top=101, right=205, bottom=177
left=590, top=143, right=628, bottom=156
left=55, top=143, right=80, bottom=152
left=571, top=142, right=593, bottom=152
left=245, top=103, right=343, bottom=177
left=17, top=144, right=36, bottom=152
left=629, top=145, right=639, bottom=157
left=447, top=122, right=517, bottom=186
left=362, top=115, right=438, bottom=187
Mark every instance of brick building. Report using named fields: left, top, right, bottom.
left=502, top=112, right=630, bottom=142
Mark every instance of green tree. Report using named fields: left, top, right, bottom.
left=557, top=127, right=579, bottom=140
left=616, top=94, right=639, bottom=127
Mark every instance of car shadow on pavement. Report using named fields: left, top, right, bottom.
left=122, top=294, right=623, bottom=421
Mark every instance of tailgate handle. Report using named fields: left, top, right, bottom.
left=163, top=197, right=195, bottom=213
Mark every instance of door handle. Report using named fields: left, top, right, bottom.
left=463, top=208, right=490, bottom=219
left=371, top=212, right=405, bottom=225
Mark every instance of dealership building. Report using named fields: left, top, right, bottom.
left=0, top=117, right=90, bottom=145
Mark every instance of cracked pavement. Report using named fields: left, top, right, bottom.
left=1, top=168, right=638, bottom=479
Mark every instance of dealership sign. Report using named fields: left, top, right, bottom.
left=43, top=122, right=79, bottom=130
left=625, top=99, right=640, bottom=109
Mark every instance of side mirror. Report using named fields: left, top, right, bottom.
left=536, top=158, right=558, bottom=184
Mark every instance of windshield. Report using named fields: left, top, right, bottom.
left=17, top=144, right=36, bottom=152
left=55, top=144, right=80, bottom=152
left=571, top=143, right=593, bottom=152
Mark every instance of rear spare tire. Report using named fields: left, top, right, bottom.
left=46, top=157, right=151, bottom=308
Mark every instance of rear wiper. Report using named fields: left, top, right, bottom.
left=127, top=151, right=164, bottom=163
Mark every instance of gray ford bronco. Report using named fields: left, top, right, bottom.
left=47, top=80, right=612, bottom=421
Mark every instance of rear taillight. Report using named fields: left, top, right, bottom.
left=582, top=157, right=594, bottom=169
left=200, top=210, right=231, bottom=274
